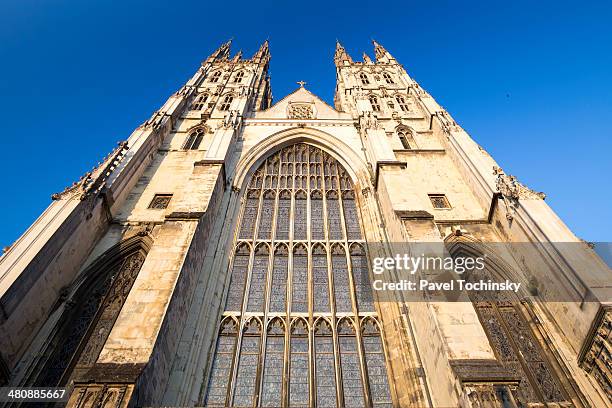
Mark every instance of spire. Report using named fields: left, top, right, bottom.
left=252, top=39, right=270, bottom=63
left=232, top=50, right=243, bottom=62
left=334, top=40, right=353, bottom=66
left=372, top=40, right=395, bottom=63
left=206, top=39, right=232, bottom=63
left=362, top=52, right=373, bottom=64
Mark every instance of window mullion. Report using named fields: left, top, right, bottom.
left=355, top=318, right=373, bottom=407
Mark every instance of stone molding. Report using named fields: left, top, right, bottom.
left=493, top=166, right=546, bottom=222
left=579, top=305, right=612, bottom=402
left=52, top=141, right=129, bottom=202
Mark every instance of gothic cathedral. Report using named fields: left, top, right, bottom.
left=0, top=40, right=610, bottom=407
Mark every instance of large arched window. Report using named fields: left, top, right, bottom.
left=452, top=246, right=572, bottom=407
left=31, top=240, right=148, bottom=387
left=204, top=143, right=393, bottom=407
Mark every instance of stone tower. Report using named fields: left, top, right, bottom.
left=0, top=40, right=609, bottom=407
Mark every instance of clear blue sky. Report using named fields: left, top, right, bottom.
left=1, top=0, right=610, bottom=246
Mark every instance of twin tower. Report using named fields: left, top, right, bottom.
left=0, top=39, right=609, bottom=408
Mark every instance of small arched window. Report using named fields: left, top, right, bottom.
left=191, top=93, right=208, bottom=111
left=209, top=71, right=222, bottom=83
left=233, top=71, right=245, bottom=83
left=359, top=72, right=370, bottom=85
left=183, top=128, right=205, bottom=150
left=369, top=95, right=381, bottom=112
left=383, top=72, right=394, bottom=84
left=397, top=127, right=416, bottom=150
left=220, top=95, right=233, bottom=111
left=396, top=95, right=409, bottom=112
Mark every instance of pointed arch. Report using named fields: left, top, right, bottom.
left=444, top=234, right=573, bottom=405
left=395, top=124, right=416, bottom=150
left=231, top=127, right=369, bottom=192
left=28, top=234, right=151, bottom=387
left=205, top=141, right=394, bottom=406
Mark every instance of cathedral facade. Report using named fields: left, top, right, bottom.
left=0, top=40, right=610, bottom=407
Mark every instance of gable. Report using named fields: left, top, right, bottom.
left=254, top=86, right=348, bottom=120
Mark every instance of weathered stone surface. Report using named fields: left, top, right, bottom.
left=0, top=40, right=609, bottom=408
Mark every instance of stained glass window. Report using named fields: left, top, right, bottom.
left=183, top=128, right=205, bottom=149
left=362, top=319, right=392, bottom=407
left=261, top=319, right=285, bottom=407
left=466, top=268, right=568, bottom=406
left=270, top=245, right=288, bottom=313
left=290, top=320, right=310, bottom=407
left=294, top=191, right=307, bottom=240
left=338, top=319, right=366, bottom=407
left=233, top=320, right=262, bottom=407
left=205, top=143, right=393, bottom=406
left=247, top=244, right=269, bottom=313
left=311, top=190, right=324, bottom=240
left=312, top=244, right=330, bottom=313
left=191, top=93, right=209, bottom=111
left=276, top=190, right=291, bottom=240
left=327, top=191, right=343, bottom=240
left=258, top=191, right=275, bottom=240
left=350, top=244, right=375, bottom=312
left=332, top=244, right=352, bottom=313
left=205, top=319, right=238, bottom=407
left=225, top=244, right=250, bottom=311
left=292, top=244, right=308, bottom=314
left=239, top=190, right=259, bottom=239
left=315, top=320, right=337, bottom=407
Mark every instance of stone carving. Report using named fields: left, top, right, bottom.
left=75, top=253, right=145, bottom=366
left=140, top=110, right=167, bottom=131
left=493, top=166, right=546, bottom=221
left=148, top=194, right=171, bottom=209
left=359, top=112, right=379, bottom=130
left=67, top=383, right=132, bottom=408
left=52, top=141, right=129, bottom=201
left=288, top=103, right=314, bottom=119
left=580, top=307, right=612, bottom=402
left=222, top=110, right=241, bottom=129
left=238, top=85, right=249, bottom=96
left=174, top=84, right=196, bottom=97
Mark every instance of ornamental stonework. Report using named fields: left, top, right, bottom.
left=287, top=103, right=314, bottom=119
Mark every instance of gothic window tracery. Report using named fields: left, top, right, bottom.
left=210, top=70, right=222, bottom=83
left=462, top=262, right=571, bottom=406
left=204, top=143, right=391, bottom=407
left=396, top=127, right=415, bottom=150
left=359, top=72, right=370, bottom=85
left=220, top=95, right=234, bottom=111
left=369, top=95, right=381, bottom=112
left=395, top=95, right=409, bottom=112
left=191, top=93, right=209, bottom=111
left=382, top=73, right=394, bottom=84
left=33, top=249, right=146, bottom=387
left=183, top=127, right=205, bottom=150
left=234, top=71, right=245, bottom=83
